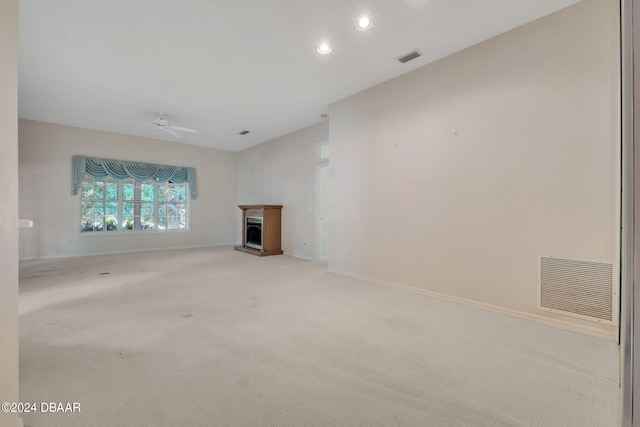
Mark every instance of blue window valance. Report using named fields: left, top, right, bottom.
left=71, top=155, right=197, bottom=199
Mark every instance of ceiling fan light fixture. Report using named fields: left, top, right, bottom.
left=153, top=117, right=169, bottom=127
left=151, top=112, right=197, bottom=138
left=356, top=16, right=372, bottom=31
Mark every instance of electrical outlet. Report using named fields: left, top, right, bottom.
left=405, top=262, right=412, bottom=272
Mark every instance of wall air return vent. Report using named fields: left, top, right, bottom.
left=537, top=255, right=616, bottom=324
left=396, top=49, right=422, bottom=64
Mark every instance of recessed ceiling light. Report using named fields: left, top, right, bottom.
left=317, top=43, right=332, bottom=55
left=356, top=16, right=372, bottom=31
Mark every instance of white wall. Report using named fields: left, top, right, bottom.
left=0, top=0, right=21, bottom=425
left=19, top=120, right=237, bottom=259
left=236, top=121, right=329, bottom=260
left=328, top=0, right=620, bottom=338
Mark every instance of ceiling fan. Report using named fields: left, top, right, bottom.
left=152, top=112, right=197, bottom=139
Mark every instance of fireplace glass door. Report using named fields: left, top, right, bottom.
left=246, top=216, right=263, bottom=250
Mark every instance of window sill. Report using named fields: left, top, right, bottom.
left=78, top=228, right=190, bottom=237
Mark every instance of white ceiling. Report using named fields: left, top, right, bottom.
left=19, top=0, right=581, bottom=152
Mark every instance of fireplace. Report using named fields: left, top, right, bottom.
left=245, top=216, right=263, bottom=250
left=235, top=205, right=283, bottom=257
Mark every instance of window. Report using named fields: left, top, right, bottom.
left=315, top=140, right=329, bottom=163
left=81, top=176, right=188, bottom=232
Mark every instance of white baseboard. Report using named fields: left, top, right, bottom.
left=328, top=268, right=617, bottom=342
left=19, top=243, right=236, bottom=261
left=284, top=252, right=316, bottom=261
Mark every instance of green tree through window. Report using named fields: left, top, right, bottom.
left=81, top=176, right=188, bottom=232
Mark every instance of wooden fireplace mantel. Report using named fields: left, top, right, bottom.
left=234, top=205, right=283, bottom=257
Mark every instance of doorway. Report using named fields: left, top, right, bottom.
left=315, top=140, right=329, bottom=261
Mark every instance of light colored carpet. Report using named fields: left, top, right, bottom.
left=19, top=247, right=619, bottom=426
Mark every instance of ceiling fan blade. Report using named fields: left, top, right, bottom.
left=169, top=126, right=197, bottom=134
left=164, top=127, right=182, bottom=138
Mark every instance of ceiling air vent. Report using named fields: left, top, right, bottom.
left=396, top=49, right=422, bottom=64
left=537, top=255, right=616, bottom=324
left=238, top=130, right=250, bottom=135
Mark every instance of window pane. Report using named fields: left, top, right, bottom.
left=93, top=202, right=105, bottom=216
left=82, top=180, right=105, bottom=200
left=141, top=203, right=154, bottom=216
left=158, top=186, right=167, bottom=202
left=167, top=204, right=185, bottom=229
left=178, top=204, right=186, bottom=228
left=104, top=216, right=118, bottom=231
left=93, top=182, right=104, bottom=199
left=92, top=217, right=104, bottom=231
left=141, top=216, right=154, bottom=230
left=141, top=183, right=154, bottom=201
left=158, top=217, right=166, bottom=229
left=123, top=202, right=133, bottom=217
left=165, top=185, right=185, bottom=202
left=106, top=202, right=118, bottom=216
left=81, top=181, right=94, bottom=199
left=106, top=182, right=118, bottom=200
left=81, top=202, right=92, bottom=217
left=123, top=182, right=134, bottom=201
left=81, top=218, right=95, bottom=232
left=87, top=202, right=97, bottom=216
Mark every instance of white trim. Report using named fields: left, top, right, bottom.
left=314, top=162, right=329, bottom=262
left=328, top=268, right=617, bottom=342
left=620, top=0, right=634, bottom=424
left=284, top=252, right=315, bottom=261
left=19, top=243, right=235, bottom=261
left=314, top=138, right=329, bottom=262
